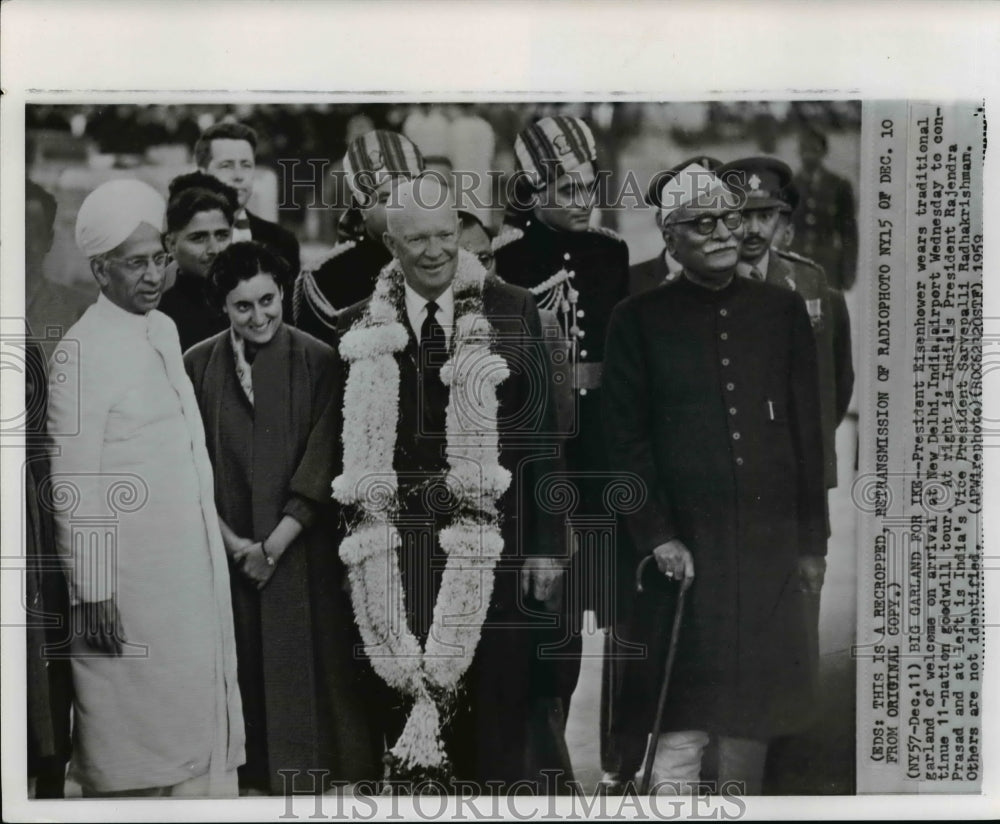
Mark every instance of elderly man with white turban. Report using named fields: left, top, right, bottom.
left=46, top=179, right=244, bottom=797
left=601, top=160, right=827, bottom=794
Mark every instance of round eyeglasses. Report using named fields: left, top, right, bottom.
left=669, top=211, right=743, bottom=236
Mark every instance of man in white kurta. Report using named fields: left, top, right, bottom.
left=46, top=179, right=244, bottom=796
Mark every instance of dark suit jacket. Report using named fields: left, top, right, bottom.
left=628, top=249, right=681, bottom=296
left=247, top=211, right=300, bottom=275
left=248, top=211, right=300, bottom=319
left=335, top=274, right=560, bottom=785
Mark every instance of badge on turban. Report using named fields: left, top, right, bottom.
left=75, top=179, right=166, bottom=258
left=514, top=116, right=598, bottom=189
left=343, top=130, right=425, bottom=201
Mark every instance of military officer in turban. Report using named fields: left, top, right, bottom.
left=293, top=130, right=424, bottom=345
left=493, top=115, right=630, bottom=785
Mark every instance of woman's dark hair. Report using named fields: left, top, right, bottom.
left=166, top=171, right=238, bottom=233
left=208, top=241, right=292, bottom=309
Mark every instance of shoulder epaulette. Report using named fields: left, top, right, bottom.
left=776, top=248, right=828, bottom=282
left=305, top=239, right=358, bottom=274
left=293, top=269, right=345, bottom=331
left=492, top=225, right=523, bottom=252
left=588, top=225, right=625, bottom=244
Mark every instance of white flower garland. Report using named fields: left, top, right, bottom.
left=334, top=249, right=510, bottom=780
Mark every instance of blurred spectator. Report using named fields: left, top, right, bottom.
left=789, top=126, right=858, bottom=291
left=25, top=179, right=91, bottom=357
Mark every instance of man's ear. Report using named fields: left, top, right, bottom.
left=163, top=232, right=177, bottom=258
left=663, top=226, right=677, bottom=256
left=90, top=256, right=110, bottom=288
left=383, top=231, right=398, bottom=258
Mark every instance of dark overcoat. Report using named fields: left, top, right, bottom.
left=184, top=323, right=382, bottom=792
left=336, top=276, right=560, bottom=787
left=602, top=274, right=827, bottom=745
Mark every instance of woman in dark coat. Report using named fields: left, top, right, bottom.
left=184, top=241, right=380, bottom=794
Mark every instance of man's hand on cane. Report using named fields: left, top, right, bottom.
left=651, top=539, right=695, bottom=589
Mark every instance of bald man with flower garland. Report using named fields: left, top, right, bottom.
left=332, top=175, right=563, bottom=789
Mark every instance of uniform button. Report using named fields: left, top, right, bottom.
left=580, top=349, right=588, bottom=358
left=721, top=358, right=730, bottom=366
left=736, top=457, right=744, bottom=466
left=579, top=388, right=588, bottom=396
left=720, top=332, right=728, bottom=341
left=729, top=407, right=737, bottom=415
left=563, top=252, right=572, bottom=261
left=732, top=432, right=741, bottom=441
left=577, top=329, right=586, bottom=338
left=577, top=309, right=585, bottom=318
left=719, top=308, right=728, bottom=317
left=726, top=382, right=735, bottom=391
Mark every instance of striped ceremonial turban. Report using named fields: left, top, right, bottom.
left=343, top=130, right=424, bottom=200
left=75, top=179, right=166, bottom=258
left=514, top=116, right=598, bottom=188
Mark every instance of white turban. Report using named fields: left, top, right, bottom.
left=75, top=179, right=166, bottom=258
left=659, top=162, right=738, bottom=221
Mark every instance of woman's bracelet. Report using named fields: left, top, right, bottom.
left=260, top=541, right=276, bottom=567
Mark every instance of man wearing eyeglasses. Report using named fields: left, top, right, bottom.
left=601, top=161, right=827, bottom=795
left=46, top=179, right=245, bottom=798
left=628, top=156, right=722, bottom=295
left=493, top=116, right=630, bottom=746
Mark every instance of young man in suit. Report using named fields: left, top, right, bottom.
left=195, top=121, right=300, bottom=308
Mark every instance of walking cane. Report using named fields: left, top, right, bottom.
left=635, top=555, right=688, bottom=795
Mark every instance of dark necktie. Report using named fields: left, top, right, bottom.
left=420, top=301, right=447, bottom=375
left=233, top=213, right=251, bottom=231
left=750, top=266, right=764, bottom=281
left=419, top=300, right=448, bottom=435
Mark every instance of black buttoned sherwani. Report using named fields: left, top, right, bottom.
left=602, top=274, right=827, bottom=746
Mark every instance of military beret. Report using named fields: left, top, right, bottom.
left=646, top=155, right=723, bottom=210
left=717, top=156, right=795, bottom=212
left=514, top=116, right=598, bottom=188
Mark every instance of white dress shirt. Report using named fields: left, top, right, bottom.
left=404, top=281, right=454, bottom=346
